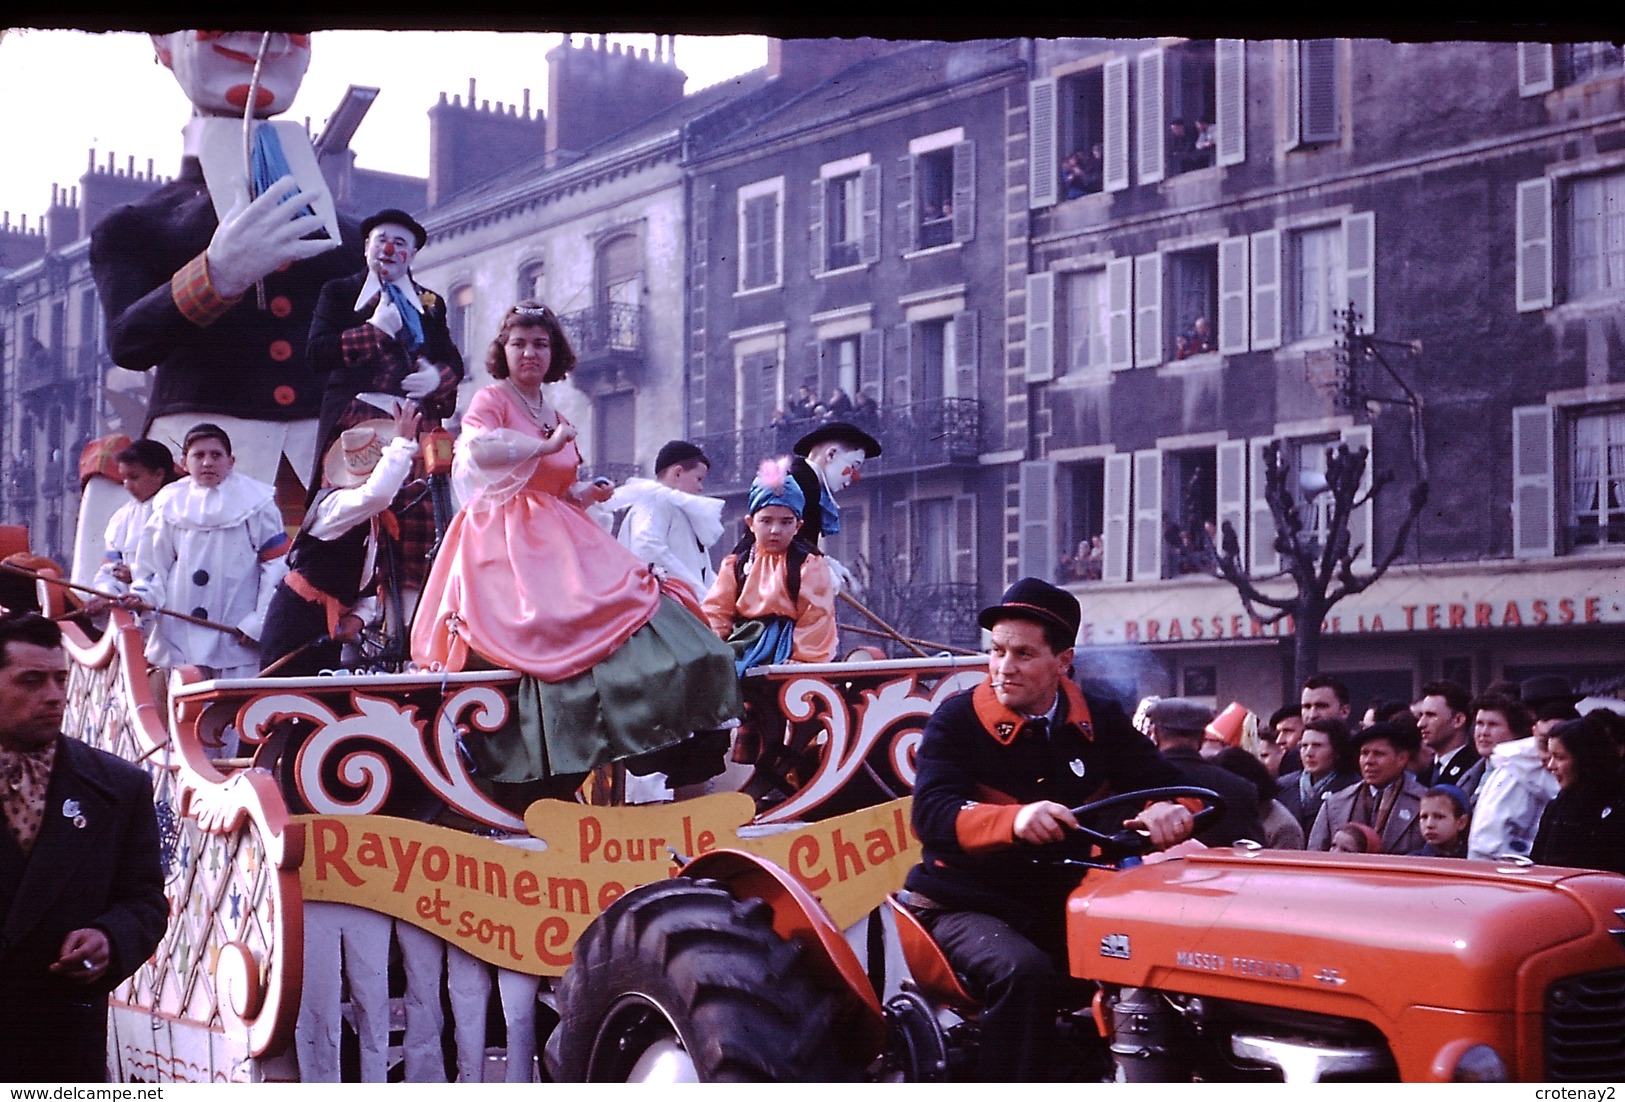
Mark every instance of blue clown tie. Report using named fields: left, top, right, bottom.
left=383, top=282, right=426, bottom=358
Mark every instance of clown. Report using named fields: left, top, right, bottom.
left=788, top=420, right=881, bottom=593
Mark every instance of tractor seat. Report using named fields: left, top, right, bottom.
left=885, top=893, right=983, bottom=1013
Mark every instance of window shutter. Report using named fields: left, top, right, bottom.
left=1025, top=271, right=1056, bottom=382
left=1250, top=229, right=1282, bottom=351
left=1104, top=56, right=1131, bottom=193
left=1019, top=460, right=1057, bottom=582
left=1029, top=78, right=1059, bottom=209
left=953, top=493, right=977, bottom=584
left=811, top=337, right=831, bottom=405
left=1248, top=437, right=1280, bottom=575
left=1218, top=236, right=1250, bottom=354
left=952, top=139, right=976, bottom=243
left=1134, top=252, right=1164, bottom=368
left=1107, top=257, right=1134, bottom=371
left=898, top=155, right=917, bottom=254
left=809, top=177, right=826, bottom=276
left=889, top=323, right=913, bottom=407
left=1518, top=43, right=1554, bottom=96
left=1216, top=440, right=1247, bottom=566
left=859, top=329, right=883, bottom=406
left=860, top=163, right=881, bottom=265
left=1103, top=453, right=1132, bottom=583
left=1300, top=39, right=1339, bottom=144
left=1516, top=177, right=1554, bottom=312
left=1340, top=424, right=1374, bottom=572
left=893, top=500, right=913, bottom=576
left=1137, top=48, right=1166, bottom=185
left=1131, top=449, right=1164, bottom=581
left=1343, top=211, right=1375, bottom=333
left=954, top=309, right=978, bottom=399
left=1512, top=404, right=1556, bottom=559
left=1284, top=41, right=1301, bottom=149
left=1216, top=39, right=1247, bottom=167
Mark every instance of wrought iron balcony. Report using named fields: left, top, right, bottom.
left=555, top=302, right=644, bottom=378
left=692, top=398, right=981, bottom=496
left=838, top=580, right=982, bottom=652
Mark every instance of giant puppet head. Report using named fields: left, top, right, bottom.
left=151, top=31, right=312, bottom=118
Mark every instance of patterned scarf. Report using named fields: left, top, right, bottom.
left=1, top=741, right=56, bottom=857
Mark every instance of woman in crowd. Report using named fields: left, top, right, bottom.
left=1530, top=715, right=1625, bottom=874
left=1277, top=718, right=1360, bottom=836
left=411, top=301, right=740, bottom=798
left=1215, top=746, right=1304, bottom=849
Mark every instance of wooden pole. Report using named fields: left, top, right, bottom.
left=838, top=623, right=981, bottom=658
left=0, top=562, right=251, bottom=641
left=837, top=590, right=929, bottom=658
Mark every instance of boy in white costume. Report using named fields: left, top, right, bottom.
left=128, top=423, right=289, bottom=678
left=611, top=440, right=723, bottom=596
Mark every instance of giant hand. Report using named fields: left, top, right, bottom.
left=205, top=175, right=336, bottom=300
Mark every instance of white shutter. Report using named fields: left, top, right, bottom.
left=898, top=155, right=917, bottom=254
left=1284, top=41, right=1301, bottom=149
left=859, top=328, right=883, bottom=405
left=1131, top=449, right=1164, bottom=581
left=1025, top=271, right=1055, bottom=382
left=1134, top=252, right=1163, bottom=368
left=888, top=323, right=913, bottom=408
left=1137, top=48, right=1166, bottom=185
left=1107, top=257, right=1134, bottom=371
left=1300, top=39, right=1340, bottom=144
left=1516, top=177, right=1554, bottom=312
left=1216, top=39, right=1246, bottom=167
left=1104, top=56, right=1131, bottom=193
left=1518, top=43, right=1555, bottom=96
left=893, top=500, right=913, bottom=576
left=1340, top=424, right=1374, bottom=572
left=809, top=177, right=826, bottom=276
left=952, top=493, right=977, bottom=584
left=1343, top=211, right=1375, bottom=333
left=1250, top=228, right=1282, bottom=351
left=954, top=309, right=978, bottom=399
left=1248, top=436, right=1280, bottom=575
left=952, top=140, right=976, bottom=243
left=1512, top=404, right=1556, bottom=559
left=1019, top=460, right=1057, bottom=582
left=859, top=163, right=881, bottom=265
left=1216, top=439, right=1247, bottom=566
left=1103, top=453, right=1132, bottom=583
left=1029, top=78, right=1059, bottom=209
left=1218, top=236, right=1250, bottom=355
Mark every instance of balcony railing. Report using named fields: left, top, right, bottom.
left=839, top=580, right=982, bottom=652
left=694, top=398, right=982, bottom=496
left=555, top=302, right=644, bottom=374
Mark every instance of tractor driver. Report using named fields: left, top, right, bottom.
left=900, top=577, right=1195, bottom=1081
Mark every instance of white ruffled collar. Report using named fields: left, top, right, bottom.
left=151, top=472, right=277, bottom=530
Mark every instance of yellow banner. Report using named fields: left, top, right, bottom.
left=296, top=793, right=916, bottom=975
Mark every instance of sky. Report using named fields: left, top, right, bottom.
left=0, top=28, right=771, bottom=228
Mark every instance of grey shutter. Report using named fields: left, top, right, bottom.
left=1218, top=236, right=1250, bottom=355
left=1250, top=229, right=1282, bottom=351
left=1131, top=448, right=1164, bottom=581
left=811, top=337, right=831, bottom=405
left=1216, top=440, right=1247, bottom=566
left=1134, top=252, right=1164, bottom=368
left=859, top=328, right=883, bottom=407
left=898, top=154, right=917, bottom=254
left=889, top=323, right=913, bottom=407
left=1029, top=78, right=1059, bottom=209
left=1025, top=271, right=1056, bottom=382
left=1300, top=39, right=1339, bottom=144
left=894, top=500, right=913, bottom=579
left=1343, top=211, right=1375, bottom=333
left=1512, top=404, right=1556, bottom=558
left=1284, top=41, right=1301, bottom=149
left=1248, top=436, right=1280, bottom=575
left=1019, top=459, right=1057, bottom=582
left=1103, top=453, right=1132, bottom=583
left=952, top=139, right=976, bottom=243
left=954, top=309, right=978, bottom=399
left=1518, top=43, right=1555, bottom=96
left=860, top=163, right=881, bottom=265
left=1340, top=424, right=1374, bottom=572
left=1107, top=257, right=1134, bottom=371
left=1516, top=177, right=1554, bottom=312
left=953, top=493, right=977, bottom=584
left=1104, top=56, right=1131, bottom=193
left=809, top=177, right=826, bottom=276
left=1216, top=39, right=1246, bottom=167
left=1137, top=48, right=1166, bottom=185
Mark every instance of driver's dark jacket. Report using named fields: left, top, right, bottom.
left=904, top=678, right=1181, bottom=925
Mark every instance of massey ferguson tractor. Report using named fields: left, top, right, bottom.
left=545, top=788, right=1625, bottom=1083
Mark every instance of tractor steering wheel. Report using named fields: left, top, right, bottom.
left=1066, top=786, right=1226, bottom=859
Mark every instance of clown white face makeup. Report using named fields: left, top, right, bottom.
left=152, top=32, right=312, bottom=118
left=365, top=224, right=418, bottom=283
left=813, top=444, right=866, bottom=493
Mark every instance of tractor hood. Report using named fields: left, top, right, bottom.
left=1070, top=849, right=1625, bottom=1018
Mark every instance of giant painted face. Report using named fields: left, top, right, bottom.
left=152, top=32, right=312, bottom=118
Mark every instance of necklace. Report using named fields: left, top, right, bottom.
left=507, top=380, right=556, bottom=438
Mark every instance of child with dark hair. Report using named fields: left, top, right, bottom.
left=90, top=439, right=179, bottom=600
left=1415, top=784, right=1471, bottom=858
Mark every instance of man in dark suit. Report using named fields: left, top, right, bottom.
left=0, top=612, right=168, bottom=1081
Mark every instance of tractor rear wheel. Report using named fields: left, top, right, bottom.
left=549, top=876, right=862, bottom=1082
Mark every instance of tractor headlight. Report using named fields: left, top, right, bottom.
left=1450, top=1044, right=1508, bottom=1082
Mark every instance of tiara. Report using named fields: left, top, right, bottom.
left=511, top=305, right=553, bottom=318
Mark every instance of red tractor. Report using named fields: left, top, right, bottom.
left=545, top=788, right=1625, bottom=1083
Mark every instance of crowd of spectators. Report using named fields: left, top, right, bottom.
left=1056, top=535, right=1104, bottom=583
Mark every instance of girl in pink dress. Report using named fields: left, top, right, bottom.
left=411, top=302, right=739, bottom=795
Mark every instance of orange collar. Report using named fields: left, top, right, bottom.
left=971, top=677, right=1094, bottom=746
